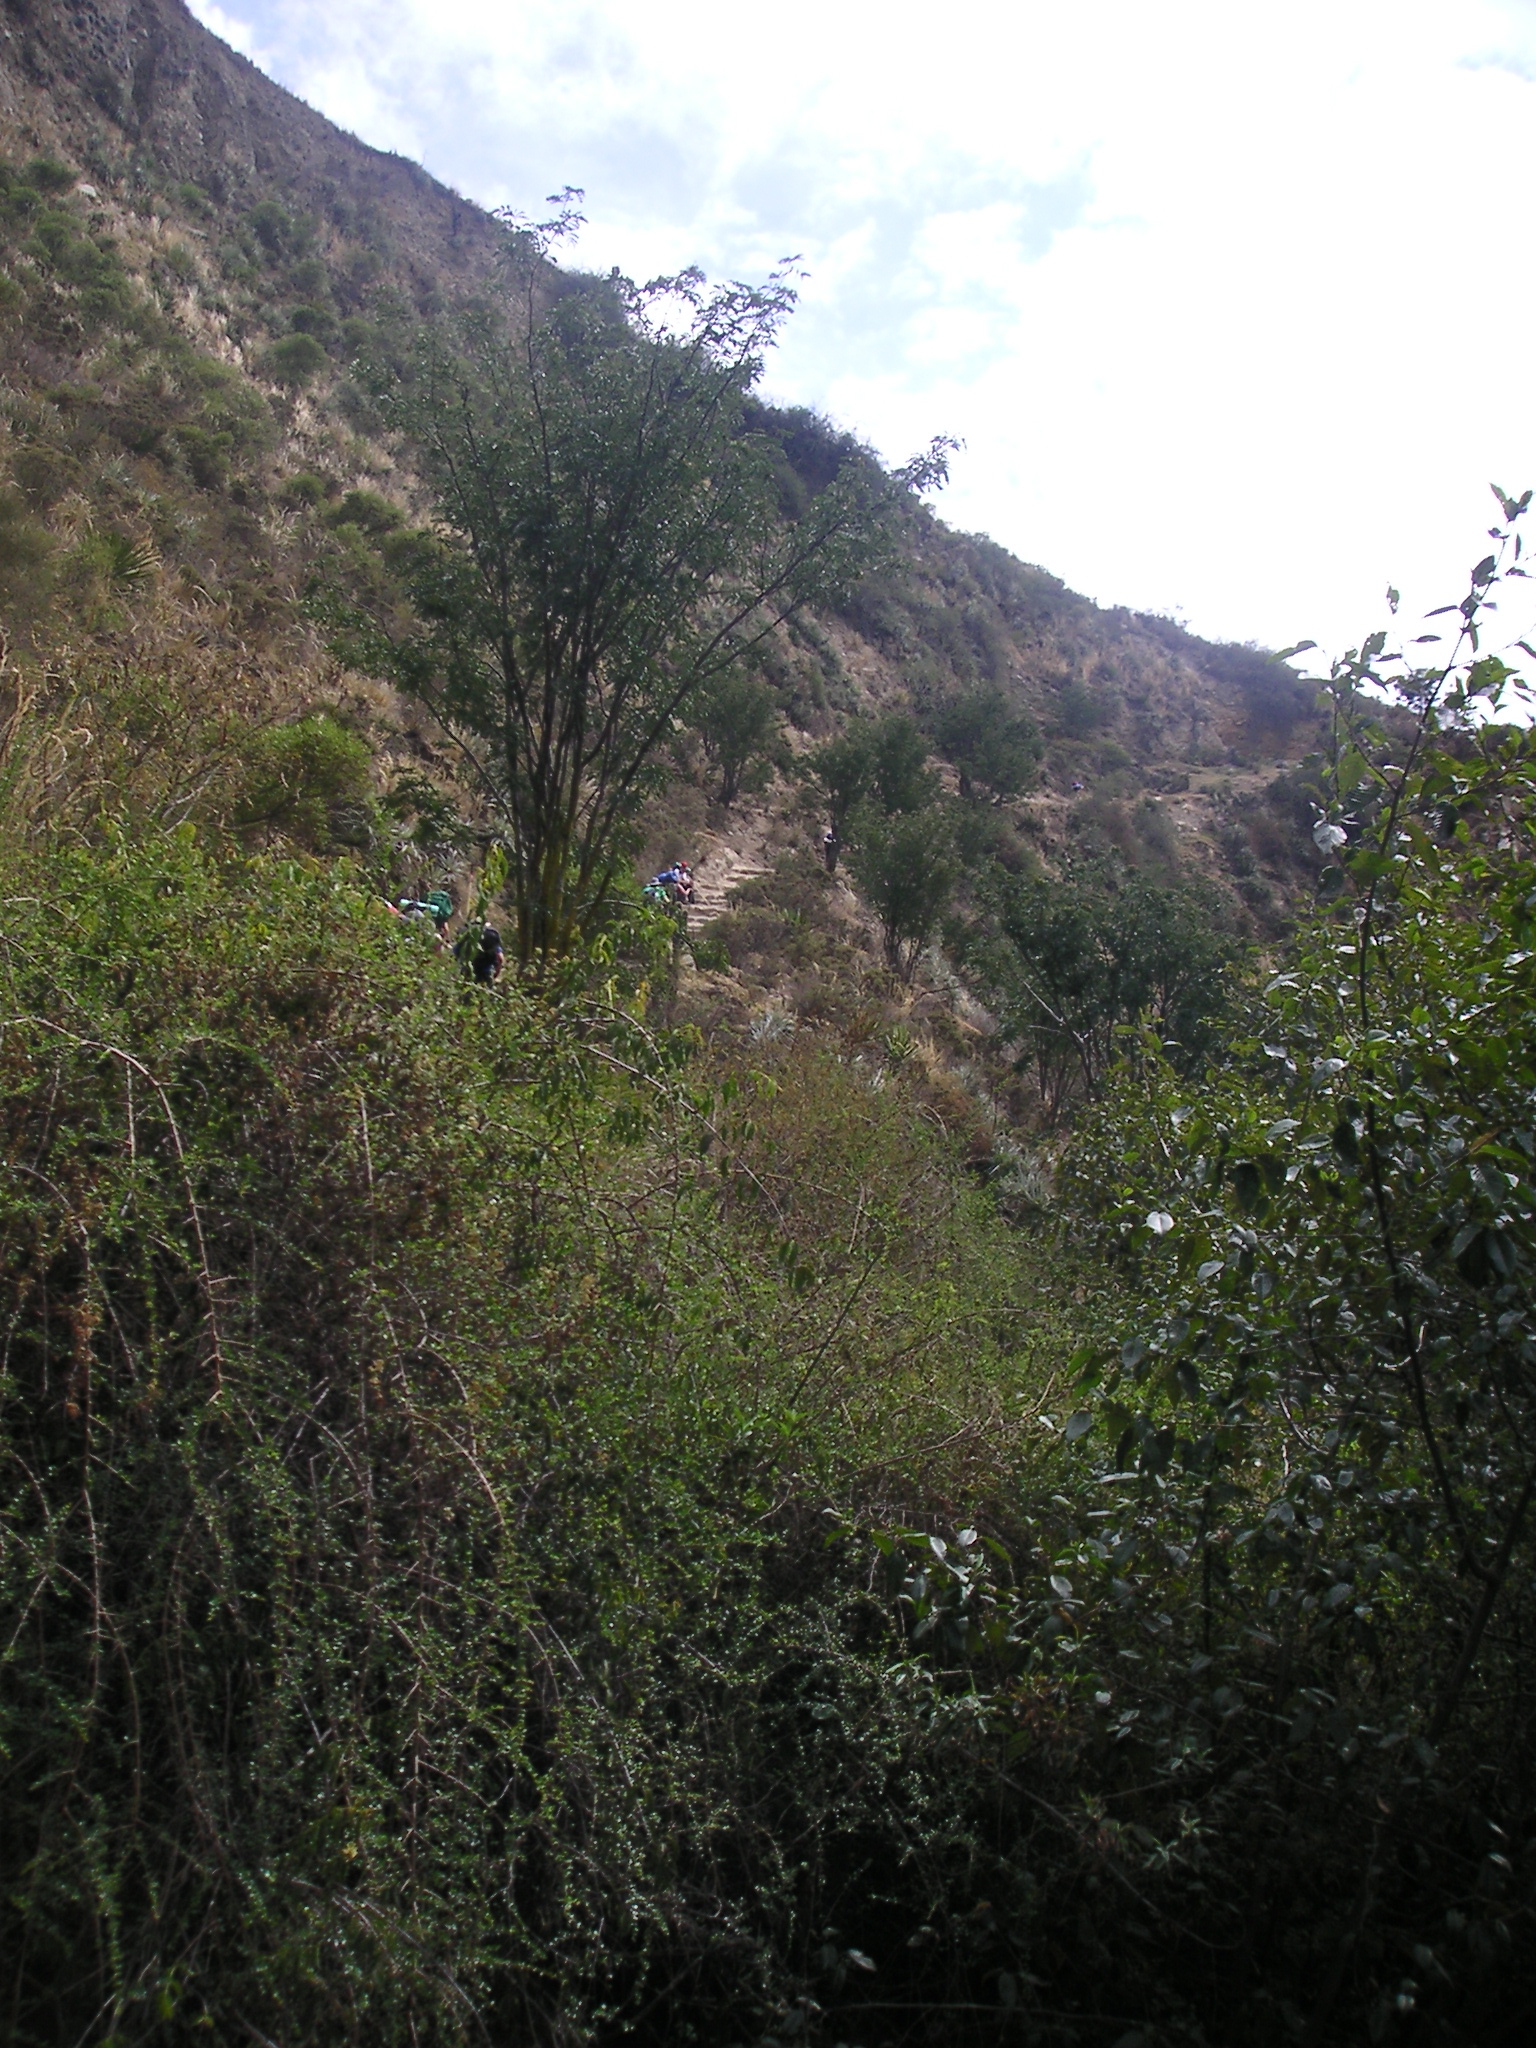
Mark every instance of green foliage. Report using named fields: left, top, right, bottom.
left=383, top=768, right=467, bottom=852
left=172, top=420, right=227, bottom=488
left=158, top=237, right=200, bottom=288
left=1063, top=515, right=1536, bottom=2033
left=265, top=330, right=329, bottom=386
left=324, top=486, right=403, bottom=535
left=341, top=236, right=946, bottom=967
left=687, top=660, right=782, bottom=803
left=289, top=300, right=338, bottom=343
left=1, top=82, right=1515, bottom=2039
left=689, top=927, right=732, bottom=972
left=1138, top=610, right=1317, bottom=736
left=1057, top=676, right=1114, bottom=736
left=867, top=708, right=939, bottom=813
left=21, top=155, right=75, bottom=196
left=806, top=710, right=936, bottom=835
left=805, top=722, right=872, bottom=835
left=231, top=712, right=376, bottom=848
left=742, top=398, right=872, bottom=520
left=931, top=680, right=1041, bottom=799
left=179, top=355, right=275, bottom=473
left=809, top=715, right=952, bottom=977
left=246, top=199, right=314, bottom=263
left=703, top=850, right=850, bottom=982
left=0, top=822, right=1109, bottom=2047
left=0, top=482, right=54, bottom=613
left=284, top=468, right=336, bottom=507
left=0, top=654, right=361, bottom=851
left=62, top=527, right=160, bottom=620
left=21, top=202, right=137, bottom=333
left=973, top=860, right=1238, bottom=1112
left=846, top=803, right=958, bottom=981
left=76, top=526, right=158, bottom=587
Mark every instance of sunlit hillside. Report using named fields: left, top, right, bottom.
left=2, top=8, right=1532, bottom=2048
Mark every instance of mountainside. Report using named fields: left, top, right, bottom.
left=0, top=0, right=1326, bottom=975
left=0, top=0, right=506, bottom=278
left=13, top=13, right=1533, bottom=2048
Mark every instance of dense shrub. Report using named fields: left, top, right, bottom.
left=1065, top=530, right=1536, bottom=2043
left=231, top=712, right=376, bottom=847
left=266, top=330, right=329, bottom=386
left=0, top=831, right=1115, bottom=2048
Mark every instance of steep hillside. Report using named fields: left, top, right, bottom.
left=0, top=0, right=506, bottom=281
left=0, top=0, right=1326, bottom=970
left=5, top=11, right=1535, bottom=2048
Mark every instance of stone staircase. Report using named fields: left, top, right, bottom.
left=684, top=848, right=770, bottom=933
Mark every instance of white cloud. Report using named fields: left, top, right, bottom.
left=187, top=1, right=256, bottom=58
left=187, top=0, right=1536, bottom=659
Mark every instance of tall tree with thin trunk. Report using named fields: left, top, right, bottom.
left=353, top=222, right=948, bottom=966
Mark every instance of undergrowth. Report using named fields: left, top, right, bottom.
left=0, top=826, right=1124, bottom=2047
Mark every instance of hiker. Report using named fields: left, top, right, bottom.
left=396, top=893, right=452, bottom=953
left=427, top=889, right=453, bottom=953
left=472, top=924, right=504, bottom=985
left=823, top=827, right=840, bottom=873
left=646, top=862, right=693, bottom=907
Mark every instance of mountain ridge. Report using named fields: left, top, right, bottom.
left=0, top=0, right=507, bottom=283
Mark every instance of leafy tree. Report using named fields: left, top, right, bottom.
left=846, top=802, right=957, bottom=980
left=350, top=218, right=948, bottom=965
left=975, top=860, right=1237, bottom=1113
left=868, top=709, right=939, bottom=814
left=932, top=681, right=1040, bottom=799
left=1067, top=506, right=1536, bottom=2018
left=1058, top=678, right=1112, bottom=736
left=806, top=721, right=873, bottom=838
left=807, top=710, right=936, bottom=838
left=689, top=661, right=781, bottom=803
left=232, top=712, right=375, bottom=849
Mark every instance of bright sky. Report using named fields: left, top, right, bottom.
left=191, top=0, right=1536, bottom=661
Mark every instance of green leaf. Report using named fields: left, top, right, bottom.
left=1331, top=1118, right=1360, bottom=1168
left=1346, top=849, right=1392, bottom=884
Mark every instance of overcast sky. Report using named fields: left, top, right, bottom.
left=191, top=0, right=1536, bottom=661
